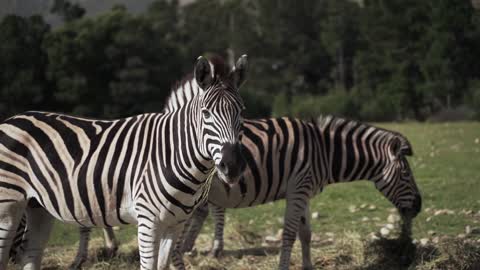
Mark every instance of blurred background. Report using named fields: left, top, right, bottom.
left=1, top=0, right=480, bottom=122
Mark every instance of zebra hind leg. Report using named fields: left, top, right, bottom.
left=298, top=202, right=313, bottom=270
left=210, top=205, right=226, bottom=258
left=102, top=227, right=118, bottom=258
left=278, top=197, right=308, bottom=270
left=182, top=202, right=209, bottom=255
left=0, top=200, right=27, bottom=269
left=69, top=227, right=92, bottom=270
left=18, top=206, right=54, bottom=270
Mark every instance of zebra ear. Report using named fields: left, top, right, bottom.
left=390, top=136, right=413, bottom=159
left=230, top=54, right=248, bottom=89
left=194, top=56, right=213, bottom=90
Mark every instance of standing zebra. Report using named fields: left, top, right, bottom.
left=0, top=55, right=248, bottom=270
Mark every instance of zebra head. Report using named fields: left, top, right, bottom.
left=374, top=134, right=422, bottom=220
left=194, top=55, right=247, bottom=186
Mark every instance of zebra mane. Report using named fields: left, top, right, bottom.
left=163, top=54, right=231, bottom=113
left=315, top=115, right=413, bottom=155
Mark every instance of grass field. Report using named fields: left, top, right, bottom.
left=12, top=122, right=480, bottom=269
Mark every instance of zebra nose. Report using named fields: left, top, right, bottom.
left=413, top=194, right=422, bottom=215
left=218, top=160, right=228, bottom=175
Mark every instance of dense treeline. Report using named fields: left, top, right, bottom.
left=0, top=0, right=479, bottom=121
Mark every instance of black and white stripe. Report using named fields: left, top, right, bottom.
left=181, top=115, right=422, bottom=269
left=0, top=55, right=248, bottom=270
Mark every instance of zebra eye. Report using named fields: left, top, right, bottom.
left=202, top=109, right=212, bottom=120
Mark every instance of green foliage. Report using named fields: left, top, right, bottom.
left=44, top=3, right=183, bottom=117
left=0, top=15, right=53, bottom=120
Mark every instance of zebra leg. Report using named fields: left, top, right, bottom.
left=182, top=202, right=209, bottom=254
left=170, top=221, right=190, bottom=270
left=137, top=217, right=160, bottom=270
left=0, top=200, right=27, bottom=269
left=102, top=227, right=118, bottom=257
left=210, top=205, right=226, bottom=258
left=156, top=223, right=185, bottom=270
left=18, top=206, right=54, bottom=270
left=69, top=227, right=92, bottom=270
left=9, top=214, right=27, bottom=264
left=278, top=198, right=307, bottom=270
left=298, top=202, right=313, bottom=270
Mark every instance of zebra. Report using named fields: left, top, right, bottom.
left=0, top=55, right=248, bottom=270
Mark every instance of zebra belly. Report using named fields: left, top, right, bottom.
left=207, top=175, right=287, bottom=209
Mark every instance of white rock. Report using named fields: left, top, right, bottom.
left=420, top=238, right=429, bottom=246
left=265, top=235, right=280, bottom=244
left=312, top=234, right=322, bottom=242
left=432, top=236, right=439, bottom=244
left=348, top=205, right=357, bottom=213
left=475, top=138, right=479, bottom=144
left=412, top=239, right=418, bottom=244
left=368, top=205, right=377, bottom=211
left=388, top=208, right=397, bottom=213
left=387, top=214, right=400, bottom=223
left=457, top=233, right=466, bottom=239
left=385, top=223, right=395, bottom=230
left=361, top=217, right=370, bottom=222
left=426, top=217, right=433, bottom=222
left=372, top=217, right=381, bottom=221
left=325, top=232, right=335, bottom=238
left=427, top=230, right=436, bottom=236
left=465, top=225, right=472, bottom=235
left=360, top=203, right=368, bottom=209
left=112, top=226, right=120, bottom=231
left=311, top=212, right=320, bottom=219
left=380, top=227, right=390, bottom=237
left=370, top=232, right=380, bottom=240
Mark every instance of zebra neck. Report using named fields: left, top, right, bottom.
left=322, top=123, right=388, bottom=183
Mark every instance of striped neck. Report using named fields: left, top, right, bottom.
left=316, top=115, right=393, bottom=183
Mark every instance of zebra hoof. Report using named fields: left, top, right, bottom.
left=210, top=248, right=224, bottom=258
left=185, top=248, right=198, bottom=257
left=99, top=246, right=118, bottom=259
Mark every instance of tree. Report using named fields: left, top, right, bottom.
left=0, top=15, right=53, bottom=119
left=50, top=0, right=86, bottom=22
left=44, top=4, right=183, bottom=118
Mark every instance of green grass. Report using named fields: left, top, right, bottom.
left=17, top=122, right=480, bottom=269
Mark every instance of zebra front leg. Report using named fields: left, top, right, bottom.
left=0, top=200, right=27, bottom=270
left=210, top=205, right=226, bottom=258
left=137, top=216, right=160, bottom=270
left=182, top=202, right=209, bottom=254
left=69, top=227, right=92, bottom=270
left=102, top=227, right=118, bottom=257
left=278, top=198, right=307, bottom=270
left=156, top=223, right=185, bottom=270
left=298, top=202, right=313, bottom=270
left=19, top=206, right=54, bottom=270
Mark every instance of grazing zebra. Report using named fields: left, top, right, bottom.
left=180, top=115, right=422, bottom=270
left=1, top=55, right=248, bottom=270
